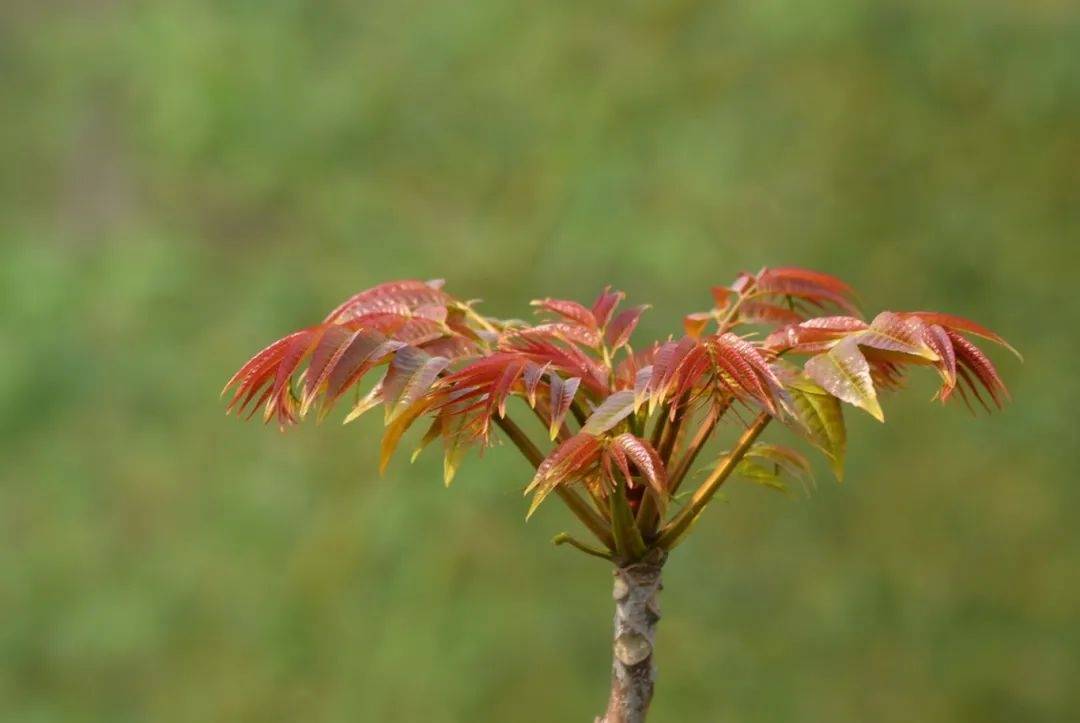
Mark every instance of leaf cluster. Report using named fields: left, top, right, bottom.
left=224, top=269, right=1016, bottom=563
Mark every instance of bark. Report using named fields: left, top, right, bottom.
left=596, top=550, right=666, bottom=723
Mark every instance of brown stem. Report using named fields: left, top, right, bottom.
left=493, top=415, right=614, bottom=549
left=596, top=550, right=666, bottom=723
left=654, top=412, right=771, bottom=550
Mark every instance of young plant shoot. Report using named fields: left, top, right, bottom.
left=224, top=269, right=1017, bottom=723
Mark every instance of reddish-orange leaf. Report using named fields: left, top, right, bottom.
left=489, top=357, right=527, bottom=418
left=610, top=434, right=667, bottom=496
left=757, top=267, right=860, bottom=315
left=591, top=286, right=625, bottom=329
left=737, top=301, right=803, bottom=327
left=547, top=373, right=582, bottom=440
left=922, top=324, right=957, bottom=401
left=382, top=347, right=450, bottom=423
left=527, top=322, right=602, bottom=348
left=300, top=325, right=355, bottom=414
left=266, top=327, right=324, bottom=425
left=948, top=330, right=1010, bottom=408
left=324, top=279, right=450, bottom=324
left=531, top=298, right=598, bottom=329
left=906, top=311, right=1021, bottom=359
left=323, top=333, right=401, bottom=410
left=683, top=312, right=712, bottom=340
left=523, top=361, right=549, bottom=407
left=525, top=433, right=602, bottom=517
left=857, top=311, right=938, bottom=361
left=605, top=305, right=648, bottom=350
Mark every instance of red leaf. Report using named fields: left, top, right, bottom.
left=502, top=332, right=608, bottom=394
left=605, top=305, right=648, bottom=350
left=762, top=267, right=855, bottom=295
left=906, top=312, right=1020, bottom=359
left=489, top=357, right=527, bottom=418
left=757, top=268, right=860, bottom=315
left=266, top=327, right=324, bottom=425
left=947, top=330, right=1010, bottom=408
left=382, top=347, right=450, bottom=423
left=525, top=433, right=602, bottom=517
left=526, top=322, right=602, bottom=348
left=547, top=373, right=582, bottom=440
left=300, top=325, right=355, bottom=416
left=764, top=316, right=868, bottom=354
left=646, top=337, right=698, bottom=412
left=707, top=334, right=779, bottom=413
left=522, top=361, right=549, bottom=407
left=531, top=298, right=598, bottom=329
left=224, top=330, right=307, bottom=416
left=591, top=286, right=625, bottom=328
left=922, top=324, right=957, bottom=401
left=323, top=332, right=400, bottom=408
left=324, top=280, right=450, bottom=324
left=683, top=312, right=712, bottom=339
left=610, top=434, right=667, bottom=495
left=857, top=311, right=938, bottom=360
left=737, top=301, right=803, bottom=327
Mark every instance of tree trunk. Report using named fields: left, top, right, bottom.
left=596, top=550, right=666, bottom=723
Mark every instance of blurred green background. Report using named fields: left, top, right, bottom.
left=2, top=1, right=1077, bottom=721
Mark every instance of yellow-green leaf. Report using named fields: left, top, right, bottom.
left=804, top=338, right=884, bottom=422
left=787, top=377, right=847, bottom=481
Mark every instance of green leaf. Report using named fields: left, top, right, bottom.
left=786, top=376, right=847, bottom=481
left=735, top=442, right=813, bottom=493
left=582, top=390, right=637, bottom=435
left=804, top=338, right=884, bottom=422
left=734, top=459, right=791, bottom=493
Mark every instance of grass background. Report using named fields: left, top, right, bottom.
left=2, top=1, right=1078, bottom=721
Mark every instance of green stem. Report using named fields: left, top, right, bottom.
left=552, top=532, right=613, bottom=561
left=610, top=479, right=647, bottom=562
left=654, top=412, right=771, bottom=550
left=636, top=401, right=683, bottom=536
left=656, top=405, right=684, bottom=465
left=667, top=399, right=730, bottom=496
left=649, top=405, right=668, bottom=449
left=570, top=398, right=589, bottom=428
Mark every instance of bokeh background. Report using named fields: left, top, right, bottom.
left=2, top=1, right=1078, bottom=721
